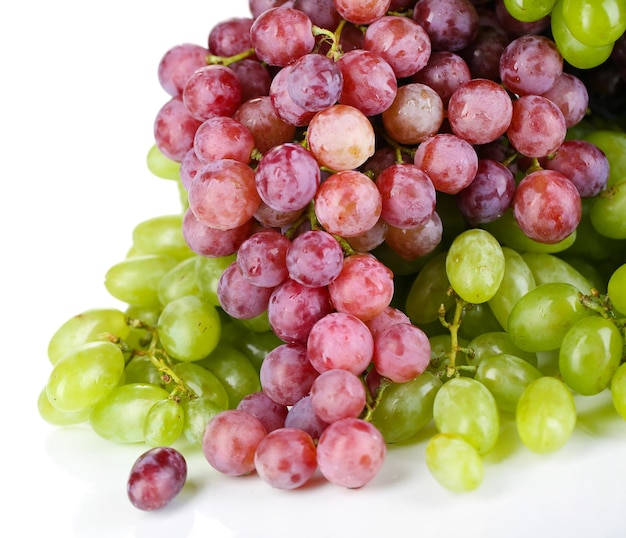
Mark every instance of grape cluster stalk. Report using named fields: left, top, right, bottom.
left=38, top=0, right=626, bottom=508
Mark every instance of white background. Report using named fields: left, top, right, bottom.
left=3, top=1, right=626, bottom=537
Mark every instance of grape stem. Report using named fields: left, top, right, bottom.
left=579, top=290, right=626, bottom=335
left=312, top=20, right=346, bottom=61
left=437, top=290, right=474, bottom=378
left=361, top=376, right=392, bottom=422
left=206, top=48, right=256, bottom=67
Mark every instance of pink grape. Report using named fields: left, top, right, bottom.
left=237, top=391, right=289, bottom=433
left=269, top=62, right=317, bottom=126
left=202, top=409, right=267, bottom=476
left=193, top=116, right=255, bottom=164
left=179, top=147, right=203, bottom=190
left=328, top=253, right=394, bottom=321
left=182, top=207, right=250, bottom=257
left=512, top=169, right=582, bottom=244
left=234, top=96, right=296, bottom=154
left=413, top=133, right=479, bottom=195
left=229, top=59, right=272, bottom=101
left=287, top=53, right=343, bottom=112
left=365, top=306, right=411, bottom=338
left=236, top=229, right=290, bottom=288
left=310, top=368, right=367, bottom=423
left=153, top=96, right=202, bottom=162
left=260, top=343, right=320, bottom=405
left=284, top=394, right=329, bottom=440
left=254, top=428, right=318, bottom=489
left=314, top=170, right=382, bottom=237
left=254, top=201, right=304, bottom=229
left=217, top=261, right=274, bottom=319
left=293, top=0, right=341, bottom=29
left=127, top=447, right=187, bottom=511
left=306, top=312, right=375, bottom=375
left=460, top=25, right=509, bottom=80
left=333, top=0, right=392, bottom=25
left=188, top=159, right=260, bottom=230
left=285, top=230, right=344, bottom=288
left=412, top=0, right=479, bottom=52
left=316, top=418, right=386, bottom=488
left=182, top=64, right=243, bottom=121
left=307, top=104, right=376, bottom=171
left=345, top=218, right=388, bottom=252
left=540, top=72, right=589, bottom=129
left=157, top=43, right=209, bottom=97
left=411, top=51, right=472, bottom=106
left=249, top=0, right=294, bottom=18
left=208, top=17, right=254, bottom=57
left=372, top=323, right=431, bottom=383
left=384, top=211, right=443, bottom=260
left=447, top=78, right=513, bottom=145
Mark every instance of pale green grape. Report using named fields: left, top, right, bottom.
left=445, top=229, right=505, bottom=304
left=607, top=263, right=626, bottom=315
left=559, top=256, right=607, bottom=293
left=405, top=251, right=455, bottom=325
left=157, top=295, right=221, bottom=362
left=584, top=130, right=626, bottom=187
left=475, top=353, right=543, bottom=413
left=89, top=383, right=170, bottom=443
left=433, top=376, right=500, bottom=455
left=124, top=355, right=163, bottom=386
left=171, top=361, right=229, bottom=409
left=457, top=302, right=503, bottom=340
left=561, top=0, right=626, bottom=47
left=551, top=0, right=615, bottom=68
left=488, top=247, right=536, bottom=330
left=47, top=308, right=130, bottom=365
left=425, top=433, right=484, bottom=492
left=369, top=371, right=442, bottom=444
left=507, top=282, right=591, bottom=352
left=37, top=387, right=91, bottom=426
left=516, top=376, right=576, bottom=453
left=610, top=363, right=626, bottom=420
left=590, top=180, right=626, bottom=239
left=46, top=341, right=125, bottom=412
left=226, top=326, right=283, bottom=372
left=198, top=344, right=261, bottom=407
left=123, top=305, right=161, bottom=351
left=521, top=252, right=592, bottom=294
left=105, top=254, right=179, bottom=308
left=236, top=310, right=272, bottom=333
left=143, top=398, right=185, bottom=447
left=195, top=254, right=236, bottom=306
left=559, top=316, right=623, bottom=395
left=481, top=209, right=577, bottom=254
left=503, top=0, right=557, bottom=21
left=157, top=256, right=201, bottom=306
left=467, top=331, right=538, bottom=368
left=182, top=396, right=226, bottom=445
left=146, top=144, right=181, bottom=180
left=131, top=214, right=194, bottom=261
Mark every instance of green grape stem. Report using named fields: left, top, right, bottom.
left=206, top=48, right=256, bottom=67
left=361, top=376, right=392, bottom=422
left=312, top=20, right=347, bottom=61
left=579, top=290, right=626, bottom=343
left=125, top=317, right=199, bottom=402
left=437, top=291, right=474, bottom=378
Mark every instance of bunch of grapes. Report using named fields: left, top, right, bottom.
left=38, top=0, right=626, bottom=510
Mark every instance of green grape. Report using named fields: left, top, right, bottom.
left=561, top=0, right=626, bottom=48
left=124, top=355, right=163, bottom=385
left=559, top=316, right=623, bottom=395
left=47, top=308, right=130, bottom=365
left=369, top=371, right=442, bottom=444
left=46, top=341, right=125, bottom=412
left=610, top=362, right=626, bottom=420
left=157, top=256, right=201, bottom=306
left=236, top=310, right=272, bottom=333
left=474, top=353, right=543, bottom=413
left=608, top=263, right=626, bottom=315
left=467, top=331, right=538, bottom=368
left=480, top=209, right=577, bottom=254
left=372, top=241, right=440, bottom=276
left=37, top=387, right=91, bottom=426
left=445, top=229, right=505, bottom=304
left=507, top=282, right=591, bottom=352
left=429, top=334, right=469, bottom=374
left=195, top=254, right=236, bottom=306
left=433, top=376, right=500, bottom=455
left=146, top=144, right=181, bottom=180
left=182, top=396, right=226, bottom=445
left=123, top=305, right=161, bottom=351
left=551, top=0, right=615, bottom=68
left=89, top=383, right=170, bottom=443
left=516, top=376, right=576, bottom=453
left=584, top=130, right=626, bottom=187
left=131, top=214, right=194, bottom=261
left=105, top=254, right=179, bottom=309
left=157, top=295, right=221, bottom=362
left=143, top=398, right=185, bottom=447
left=458, top=302, right=503, bottom=340
left=405, top=251, right=455, bottom=325
left=425, top=433, right=484, bottom=492
left=198, top=344, right=261, bottom=407
left=172, top=361, right=229, bottom=408
left=559, top=256, right=607, bottom=293
left=503, top=0, right=557, bottom=22
left=487, top=247, right=536, bottom=331
left=590, top=180, right=626, bottom=239
left=521, top=252, right=592, bottom=294
left=232, top=328, right=283, bottom=372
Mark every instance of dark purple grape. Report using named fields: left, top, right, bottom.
left=127, top=447, right=187, bottom=511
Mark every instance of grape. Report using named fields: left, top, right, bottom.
left=610, top=363, right=626, bottom=420
left=127, top=447, right=187, bottom=511
left=254, top=428, right=318, bottom=489
left=182, top=397, right=226, bottom=445
left=445, top=228, right=505, bottom=304
left=558, top=316, right=623, bottom=396
left=310, top=368, right=367, bottom=423
left=208, top=16, right=254, bottom=56
left=202, top=409, right=268, bottom=476
left=284, top=394, right=330, bottom=439
left=269, top=62, right=317, bottom=126
left=411, top=51, right=472, bottom=107
left=237, top=230, right=290, bottom=288
left=286, top=53, right=343, bottom=113
left=412, top=0, right=480, bottom=52
left=584, top=130, right=626, bottom=188
left=285, top=230, right=344, bottom=287
left=561, top=0, right=626, bottom=48
left=293, top=0, right=341, bottom=29
left=507, top=282, right=591, bottom=352
left=502, top=0, right=557, bottom=22
left=143, top=399, right=185, bottom=447
left=333, top=0, right=391, bottom=25
left=369, top=371, right=442, bottom=443
left=372, top=323, right=431, bottom=383
left=589, top=180, right=626, bottom=239
left=608, top=263, right=626, bottom=315
left=157, top=256, right=201, bottom=306
left=182, top=65, right=243, bottom=121
left=540, top=73, right=589, bottom=129
left=316, top=417, right=386, bottom=488
left=132, top=214, right=194, bottom=261
left=425, top=433, right=484, bottom=492
left=157, top=43, right=209, bottom=97
left=467, top=331, right=538, bottom=368
left=495, top=0, right=552, bottom=36
left=146, top=144, right=181, bottom=180
left=172, top=361, right=230, bottom=408
left=516, top=376, right=577, bottom=453
left=37, top=387, right=91, bottom=426
left=217, top=261, right=274, bottom=320
left=520, top=251, right=592, bottom=293
left=236, top=391, right=288, bottom=433
left=384, top=212, right=443, bottom=260
left=153, top=96, right=203, bottom=162
left=512, top=169, right=582, bottom=244
left=193, top=116, right=255, bottom=165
